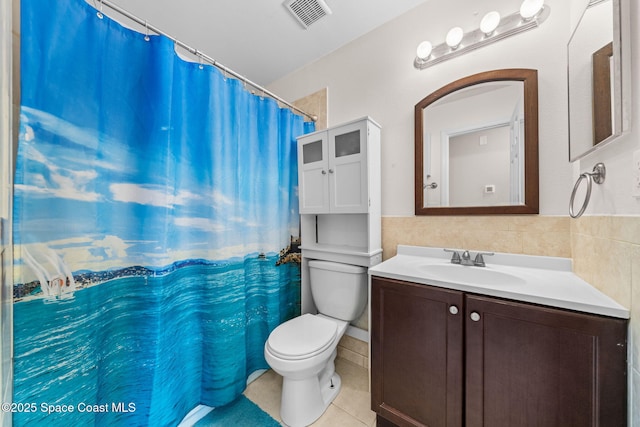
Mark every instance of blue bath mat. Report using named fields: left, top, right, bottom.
left=194, top=395, right=281, bottom=426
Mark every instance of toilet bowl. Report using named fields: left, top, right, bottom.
left=265, top=313, right=347, bottom=426
left=264, top=260, right=367, bottom=427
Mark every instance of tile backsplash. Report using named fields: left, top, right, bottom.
left=382, top=215, right=571, bottom=260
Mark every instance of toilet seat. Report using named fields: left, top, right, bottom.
left=266, top=314, right=338, bottom=360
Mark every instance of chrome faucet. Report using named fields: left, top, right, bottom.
left=444, top=249, right=461, bottom=264
left=472, top=252, right=494, bottom=267
left=444, top=249, right=494, bottom=267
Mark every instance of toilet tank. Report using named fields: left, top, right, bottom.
left=308, top=260, right=367, bottom=321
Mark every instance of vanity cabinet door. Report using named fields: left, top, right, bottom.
left=371, top=277, right=464, bottom=427
left=465, top=294, right=628, bottom=427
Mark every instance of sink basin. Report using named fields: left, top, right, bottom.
left=417, top=264, right=526, bottom=286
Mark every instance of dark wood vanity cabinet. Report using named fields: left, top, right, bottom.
left=371, top=277, right=628, bottom=427
left=371, top=276, right=465, bottom=426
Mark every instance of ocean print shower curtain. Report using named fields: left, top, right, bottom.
left=13, top=0, right=314, bottom=425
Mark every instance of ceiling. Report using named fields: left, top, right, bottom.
left=102, top=0, right=432, bottom=86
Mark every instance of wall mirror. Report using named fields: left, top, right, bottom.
left=415, top=69, right=539, bottom=215
left=568, top=0, right=626, bottom=161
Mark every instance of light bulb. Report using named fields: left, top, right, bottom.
left=416, top=41, right=433, bottom=60
left=520, top=0, right=544, bottom=20
left=445, top=27, right=464, bottom=49
left=480, top=11, right=501, bottom=35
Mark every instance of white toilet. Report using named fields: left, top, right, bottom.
left=264, top=260, right=367, bottom=427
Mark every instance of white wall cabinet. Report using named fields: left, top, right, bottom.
left=298, top=118, right=379, bottom=214
left=298, top=117, right=382, bottom=326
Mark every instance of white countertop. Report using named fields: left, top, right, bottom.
left=368, top=245, right=629, bottom=319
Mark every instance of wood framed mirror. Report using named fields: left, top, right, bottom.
left=415, top=68, right=539, bottom=215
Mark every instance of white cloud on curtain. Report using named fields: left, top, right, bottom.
left=12, top=0, right=314, bottom=425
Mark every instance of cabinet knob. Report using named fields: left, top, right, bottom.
left=328, top=168, right=334, bottom=174
left=449, top=305, right=459, bottom=315
left=470, top=312, right=481, bottom=322
left=321, top=170, right=327, bottom=175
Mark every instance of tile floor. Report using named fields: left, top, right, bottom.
left=243, top=358, right=377, bottom=426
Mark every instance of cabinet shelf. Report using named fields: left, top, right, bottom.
left=300, top=243, right=382, bottom=267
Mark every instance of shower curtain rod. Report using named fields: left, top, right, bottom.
left=92, top=0, right=318, bottom=122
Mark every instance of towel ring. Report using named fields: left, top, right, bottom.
left=569, top=163, right=606, bottom=218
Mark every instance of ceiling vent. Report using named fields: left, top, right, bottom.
left=283, top=0, right=332, bottom=29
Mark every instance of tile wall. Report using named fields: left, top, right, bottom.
left=381, top=215, right=571, bottom=260
left=571, top=216, right=639, bottom=425
left=293, top=88, right=327, bottom=131
left=337, top=335, right=369, bottom=370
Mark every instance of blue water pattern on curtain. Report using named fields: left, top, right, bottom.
left=14, top=0, right=314, bottom=425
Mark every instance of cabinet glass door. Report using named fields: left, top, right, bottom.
left=328, top=120, right=368, bottom=213
left=298, top=134, right=330, bottom=213
left=302, top=140, right=323, bottom=164
left=334, top=130, right=361, bottom=157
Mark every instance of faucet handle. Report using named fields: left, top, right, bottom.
left=443, top=248, right=461, bottom=264
left=473, top=252, right=495, bottom=267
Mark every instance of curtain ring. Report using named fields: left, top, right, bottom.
left=96, top=0, right=104, bottom=19
left=569, top=163, right=606, bottom=218
left=144, top=21, right=150, bottom=41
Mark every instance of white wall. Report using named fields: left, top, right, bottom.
left=449, top=126, right=511, bottom=206
left=269, top=0, right=639, bottom=217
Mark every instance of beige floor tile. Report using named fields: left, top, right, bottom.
left=333, top=359, right=376, bottom=426
left=243, top=369, right=283, bottom=424
left=246, top=358, right=374, bottom=426
left=311, top=404, right=369, bottom=427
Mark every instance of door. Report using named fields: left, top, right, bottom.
left=508, top=95, right=524, bottom=205
left=371, top=277, right=464, bottom=427
left=298, top=132, right=330, bottom=213
left=465, top=294, right=628, bottom=427
left=328, top=120, right=368, bottom=213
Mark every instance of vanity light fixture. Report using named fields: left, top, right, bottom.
left=445, top=27, right=464, bottom=49
left=519, top=0, right=544, bottom=20
left=416, top=41, right=433, bottom=61
left=414, top=0, right=550, bottom=69
left=480, top=11, right=501, bottom=36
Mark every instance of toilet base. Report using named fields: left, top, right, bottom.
left=280, top=355, right=342, bottom=427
